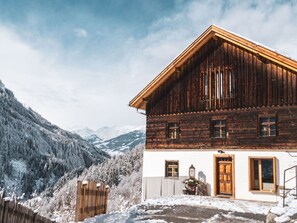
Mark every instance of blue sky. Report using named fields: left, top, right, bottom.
left=0, top=0, right=296, bottom=130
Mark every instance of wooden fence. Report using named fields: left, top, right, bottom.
left=75, top=181, right=109, bottom=222
left=0, top=194, right=55, bottom=223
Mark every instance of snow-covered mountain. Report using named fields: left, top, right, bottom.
left=73, top=126, right=146, bottom=155
left=72, top=125, right=145, bottom=141
left=94, top=130, right=145, bottom=155
left=72, top=127, right=95, bottom=138
left=0, top=81, right=109, bottom=197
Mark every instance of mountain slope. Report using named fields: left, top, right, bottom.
left=0, top=81, right=108, bottom=197
left=93, top=130, right=145, bottom=155
left=24, top=144, right=144, bottom=222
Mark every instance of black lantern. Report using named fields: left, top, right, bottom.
left=189, top=164, right=195, bottom=179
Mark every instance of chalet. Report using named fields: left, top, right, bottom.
left=129, top=25, right=297, bottom=203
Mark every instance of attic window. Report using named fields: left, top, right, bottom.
left=229, top=70, right=233, bottom=97
left=201, top=68, right=234, bottom=101
left=204, top=73, right=209, bottom=99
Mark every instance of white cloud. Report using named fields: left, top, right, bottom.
left=0, top=1, right=296, bottom=130
left=73, top=27, right=88, bottom=37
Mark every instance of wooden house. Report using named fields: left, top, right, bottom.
left=129, top=25, right=297, bottom=202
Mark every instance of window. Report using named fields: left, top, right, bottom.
left=167, top=122, right=179, bottom=139
left=211, top=120, right=226, bottom=138
left=249, top=157, right=276, bottom=192
left=201, top=69, right=234, bottom=102
left=200, top=73, right=209, bottom=100
left=220, top=72, right=223, bottom=98
left=259, top=116, right=277, bottom=137
left=216, top=72, right=220, bottom=99
left=204, top=73, right=209, bottom=99
left=165, top=161, right=179, bottom=178
left=228, top=70, right=233, bottom=97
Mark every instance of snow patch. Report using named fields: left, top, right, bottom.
left=10, top=159, right=27, bottom=175
left=143, top=195, right=272, bottom=215
left=271, top=196, right=297, bottom=223
left=271, top=206, right=287, bottom=216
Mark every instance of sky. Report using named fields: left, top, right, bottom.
left=0, top=0, right=296, bottom=130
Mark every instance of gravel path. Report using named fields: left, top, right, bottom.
left=84, top=196, right=280, bottom=223
left=134, top=204, right=266, bottom=223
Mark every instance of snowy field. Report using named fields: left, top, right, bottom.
left=79, top=195, right=297, bottom=223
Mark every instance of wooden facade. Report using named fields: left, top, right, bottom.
left=147, top=38, right=297, bottom=115
left=130, top=25, right=297, bottom=151
left=146, top=106, right=297, bottom=150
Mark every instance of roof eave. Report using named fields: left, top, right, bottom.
left=129, top=25, right=216, bottom=110
left=129, top=25, right=297, bottom=110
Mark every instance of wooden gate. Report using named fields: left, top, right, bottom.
left=75, top=181, right=109, bottom=222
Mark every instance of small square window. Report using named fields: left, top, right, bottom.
left=165, top=161, right=179, bottom=178
left=211, top=120, right=226, bottom=138
left=259, top=116, right=277, bottom=137
left=167, top=122, right=179, bottom=139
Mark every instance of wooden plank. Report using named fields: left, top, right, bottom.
left=75, top=181, right=82, bottom=222
left=146, top=106, right=297, bottom=150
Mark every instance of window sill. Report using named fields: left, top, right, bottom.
left=259, top=136, right=277, bottom=138
left=167, top=138, right=179, bottom=141
left=165, top=177, right=179, bottom=180
left=249, top=190, right=276, bottom=194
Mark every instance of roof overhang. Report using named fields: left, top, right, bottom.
left=129, top=25, right=297, bottom=110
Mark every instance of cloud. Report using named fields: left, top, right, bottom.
left=73, top=28, right=88, bottom=37
left=0, top=0, right=296, bottom=130
left=120, top=0, right=297, bottom=114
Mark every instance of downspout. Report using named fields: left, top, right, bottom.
left=136, top=108, right=146, bottom=116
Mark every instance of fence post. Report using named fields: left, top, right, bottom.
left=95, top=183, right=100, bottom=215
left=33, top=211, right=37, bottom=223
left=0, top=196, right=4, bottom=223
left=84, top=181, right=89, bottom=220
left=2, top=200, right=9, bottom=223
left=75, top=181, right=82, bottom=222
left=104, top=186, right=110, bottom=214
left=97, top=183, right=103, bottom=215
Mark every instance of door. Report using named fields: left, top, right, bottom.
left=218, top=161, right=232, bottom=195
left=214, top=156, right=234, bottom=197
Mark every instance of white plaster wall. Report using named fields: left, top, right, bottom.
left=142, top=150, right=297, bottom=202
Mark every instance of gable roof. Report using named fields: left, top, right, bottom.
left=129, top=24, right=297, bottom=110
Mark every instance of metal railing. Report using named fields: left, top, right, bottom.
left=283, top=165, right=297, bottom=207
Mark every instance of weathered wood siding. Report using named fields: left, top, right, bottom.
left=146, top=106, right=297, bottom=150
left=147, top=38, right=297, bottom=115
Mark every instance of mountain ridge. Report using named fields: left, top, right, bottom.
left=72, top=125, right=145, bottom=141
left=0, top=81, right=109, bottom=197
left=73, top=126, right=146, bottom=155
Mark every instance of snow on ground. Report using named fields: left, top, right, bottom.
left=81, top=195, right=275, bottom=223
left=142, top=195, right=273, bottom=215
left=270, top=196, right=297, bottom=223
